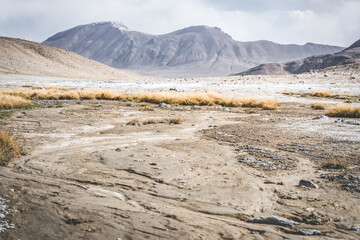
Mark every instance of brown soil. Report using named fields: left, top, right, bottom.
left=0, top=99, right=359, bottom=239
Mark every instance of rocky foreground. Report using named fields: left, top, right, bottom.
left=0, top=93, right=359, bottom=239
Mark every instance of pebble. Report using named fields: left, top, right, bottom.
left=299, top=180, right=318, bottom=189
left=312, top=115, right=328, bottom=120
left=158, top=103, right=171, bottom=108
left=249, top=215, right=299, bottom=227
left=297, top=229, right=321, bottom=236
left=349, top=226, right=360, bottom=231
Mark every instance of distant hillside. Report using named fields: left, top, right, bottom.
left=0, top=36, right=140, bottom=79
left=43, top=21, right=343, bottom=77
left=234, top=39, right=360, bottom=76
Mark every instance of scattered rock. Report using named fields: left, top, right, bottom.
left=215, top=105, right=229, bottom=111
left=190, top=105, right=199, bottom=109
left=0, top=196, right=14, bottom=233
left=240, top=156, right=272, bottom=168
left=312, top=115, right=329, bottom=120
left=299, top=180, right=318, bottom=189
left=234, top=110, right=244, bottom=113
left=249, top=216, right=299, bottom=227
left=158, top=103, right=171, bottom=108
left=335, top=118, right=360, bottom=125
left=303, top=212, right=322, bottom=225
left=348, top=226, right=360, bottom=231
left=320, top=174, right=360, bottom=193
left=297, top=229, right=321, bottom=236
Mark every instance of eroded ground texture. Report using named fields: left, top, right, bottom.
left=1, top=71, right=360, bottom=239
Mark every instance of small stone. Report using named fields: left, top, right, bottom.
left=158, top=103, right=171, bottom=108
left=298, top=229, right=321, bottom=236
left=299, top=180, right=318, bottom=189
left=312, top=115, right=328, bottom=120
left=249, top=215, right=299, bottom=227
left=349, top=226, right=360, bottom=231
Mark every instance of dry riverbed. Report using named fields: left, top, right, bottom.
left=0, top=94, right=359, bottom=239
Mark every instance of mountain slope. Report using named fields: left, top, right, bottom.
left=43, top=21, right=343, bottom=77
left=0, top=36, right=140, bottom=79
left=235, top=39, right=360, bottom=76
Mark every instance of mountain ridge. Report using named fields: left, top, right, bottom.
left=234, top=38, right=360, bottom=76
left=43, top=21, right=344, bottom=77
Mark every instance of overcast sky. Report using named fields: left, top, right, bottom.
left=0, top=0, right=359, bottom=46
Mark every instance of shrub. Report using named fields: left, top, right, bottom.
left=282, top=92, right=296, bottom=96
left=0, top=131, right=20, bottom=166
left=311, top=103, right=326, bottom=110
left=311, top=91, right=332, bottom=97
left=0, top=93, right=33, bottom=109
left=168, top=118, right=183, bottom=124
left=126, top=119, right=140, bottom=126
left=0, top=89, right=279, bottom=110
left=326, top=105, right=360, bottom=118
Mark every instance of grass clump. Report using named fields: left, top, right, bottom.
left=0, top=93, right=33, bottom=109
left=128, top=118, right=183, bottom=126
left=311, top=91, right=350, bottom=99
left=126, top=119, right=140, bottom=126
left=0, top=131, right=20, bottom=166
left=143, top=119, right=157, bottom=125
left=168, top=118, right=183, bottom=124
left=311, top=103, right=326, bottom=110
left=326, top=105, right=360, bottom=118
left=311, top=91, right=332, bottom=97
left=139, top=104, right=154, bottom=111
left=282, top=92, right=296, bottom=96
left=0, top=111, right=12, bottom=119
left=322, top=160, right=347, bottom=170
left=0, top=89, right=279, bottom=110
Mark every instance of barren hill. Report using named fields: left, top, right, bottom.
left=43, top=21, right=343, bottom=77
left=0, top=36, right=140, bottom=80
left=235, top=39, right=360, bottom=76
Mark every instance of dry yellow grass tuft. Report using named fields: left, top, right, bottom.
left=168, top=118, right=183, bottom=124
left=326, top=104, right=360, bottom=118
left=311, top=103, right=326, bottom=110
left=128, top=118, right=183, bottom=126
left=0, top=131, right=20, bottom=166
left=139, top=104, right=154, bottom=111
left=311, top=91, right=332, bottom=97
left=282, top=92, right=296, bottom=96
left=311, top=91, right=350, bottom=99
left=0, top=89, right=279, bottom=110
left=0, top=93, right=33, bottom=109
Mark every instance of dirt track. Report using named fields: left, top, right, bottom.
left=0, top=94, right=360, bottom=239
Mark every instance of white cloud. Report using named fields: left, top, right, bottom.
left=0, top=0, right=358, bottom=46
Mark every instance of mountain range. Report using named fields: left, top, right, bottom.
left=43, top=21, right=344, bottom=77
left=235, top=39, right=360, bottom=76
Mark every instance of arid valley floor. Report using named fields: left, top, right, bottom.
left=0, top=67, right=360, bottom=239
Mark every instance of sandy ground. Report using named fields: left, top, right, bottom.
left=0, top=70, right=360, bottom=239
